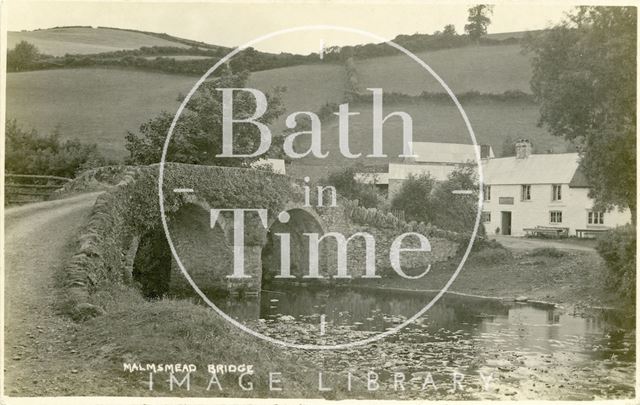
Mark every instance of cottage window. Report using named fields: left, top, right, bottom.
left=588, top=211, right=604, bottom=225
left=483, top=185, right=491, bottom=201
left=481, top=211, right=491, bottom=222
left=521, top=185, right=531, bottom=201
left=552, top=184, right=562, bottom=201
left=550, top=211, right=563, bottom=224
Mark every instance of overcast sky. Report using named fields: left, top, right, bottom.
left=5, top=1, right=576, bottom=54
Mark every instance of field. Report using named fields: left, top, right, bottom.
left=6, top=63, right=345, bottom=160
left=247, top=63, right=346, bottom=134
left=7, top=27, right=189, bottom=56
left=485, top=30, right=540, bottom=40
left=355, top=44, right=533, bottom=95
left=7, top=28, right=554, bottom=170
left=6, top=68, right=197, bottom=159
left=289, top=99, right=566, bottom=180
left=141, top=55, right=213, bottom=61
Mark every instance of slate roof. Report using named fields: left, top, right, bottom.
left=568, top=166, right=590, bottom=188
left=481, top=153, right=581, bottom=185
left=388, top=163, right=458, bottom=182
left=407, top=142, right=494, bottom=164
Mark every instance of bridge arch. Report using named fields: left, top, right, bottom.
left=262, top=205, right=327, bottom=283
left=133, top=196, right=328, bottom=297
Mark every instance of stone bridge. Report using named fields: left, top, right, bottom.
left=162, top=197, right=331, bottom=296
left=63, top=164, right=462, bottom=307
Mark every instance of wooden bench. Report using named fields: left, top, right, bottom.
left=575, top=228, right=609, bottom=239
left=523, top=226, right=569, bottom=238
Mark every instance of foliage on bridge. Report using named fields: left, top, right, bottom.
left=61, top=163, right=301, bottom=319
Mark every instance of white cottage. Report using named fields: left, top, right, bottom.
left=356, top=141, right=494, bottom=199
left=481, top=140, right=631, bottom=237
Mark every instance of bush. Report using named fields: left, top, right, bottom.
left=391, top=166, right=481, bottom=235
left=391, top=173, right=435, bottom=222
left=5, top=120, right=111, bottom=178
left=596, top=225, right=636, bottom=308
left=323, top=166, right=380, bottom=208
left=430, top=165, right=480, bottom=234
left=528, top=247, right=566, bottom=258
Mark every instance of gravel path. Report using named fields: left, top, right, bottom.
left=4, top=192, right=102, bottom=395
left=491, top=235, right=595, bottom=252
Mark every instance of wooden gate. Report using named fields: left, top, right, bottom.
left=4, top=174, right=72, bottom=205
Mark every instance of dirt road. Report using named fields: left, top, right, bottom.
left=491, top=235, right=596, bottom=252
left=4, top=192, right=102, bottom=396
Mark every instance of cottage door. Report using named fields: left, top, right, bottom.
left=501, top=211, right=512, bottom=235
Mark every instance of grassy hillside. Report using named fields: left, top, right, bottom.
left=247, top=63, right=346, bottom=134
left=6, top=64, right=346, bottom=160
left=7, top=28, right=553, bottom=171
left=6, top=69, right=197, bottom=159
left=288, top=99, right=567, bottom=180
left=486, top=30, right=540, bottom=40
left=355, top=44, right=532, bottom=95
left=8, top=27, right=191, bottom=56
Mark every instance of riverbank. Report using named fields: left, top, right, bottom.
left=268, top=241, right=626, bottom=319
left=434, top=244, right=622, bottom=313
left=373, top=243, right=618, bottom=313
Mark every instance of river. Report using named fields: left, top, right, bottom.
left=213, top=286, right=635, bottom=400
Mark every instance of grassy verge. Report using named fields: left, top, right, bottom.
left=63, top=281, right=360, bottom=397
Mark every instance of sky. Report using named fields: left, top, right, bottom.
left=4, top=1, right=576, bottom=54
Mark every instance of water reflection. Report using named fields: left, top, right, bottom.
left=214, top=286, right=634, bottom=363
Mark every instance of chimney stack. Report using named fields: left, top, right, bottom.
left=515, top=139, right=532, bottom=159
left=480, top=144, right=491, bottom=159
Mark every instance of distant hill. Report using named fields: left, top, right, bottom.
left=6, top=63, right=346, bottom=160
left=287, top=98, right=567, bottom=181
left=247, top=64, right=346, bottom=134
left=6, top=26, right=561, bottom=169
left=7, top=27, right=320, bottom=76
left=6, top=69, right=196, bottom=159
left=355, top=44, right=532, bottom=95
left=486, top=30, right=541, bottom=40
left=8, top=27, right=194, bottom=56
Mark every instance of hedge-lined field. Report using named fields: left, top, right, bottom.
left=247, top=63, right=347, bottom=134
left=291, top=99, right=567, bottom=170
left=6, top=68, right=197, bottom=159
left=355, top=44, right=533, bottom=95
left=7, top=63, right=345, bottom=160
left=8, top=27, right=190, bottom=56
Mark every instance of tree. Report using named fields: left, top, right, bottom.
left=391, top=173, right=435, bottom=224
left=525, top=6, right=636, bottom=220
left=442, top=24, right=457, bottom=37
left=125, top=71, right=284, bottom=166
left=464, top=5, right=493, bottom=41
left=324, top=166, right=379, bottom=208
left=7, top=41, right=40, bottom=72
left=430, top=166, right=480, bottom=234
